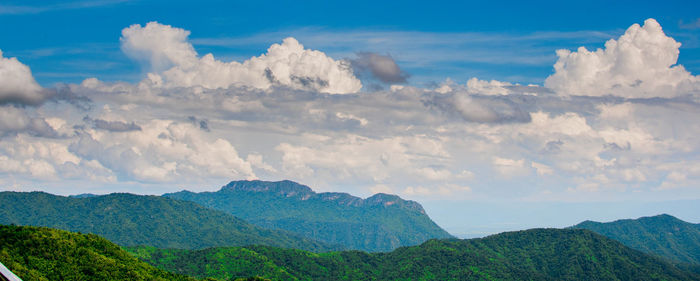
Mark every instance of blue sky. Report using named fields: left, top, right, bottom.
left=1, top=0, right=700, bottom=236
left=2, top=0, right=699, bottom=86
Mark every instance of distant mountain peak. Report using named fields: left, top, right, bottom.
left=317, top=192, right=362, bottom=206
left=69, top=193, right=99, bottom=198
left=222, top=180, right=314, bottom=196
left=366, top=193, right=426, bottom=214
left=366, top=193, right=401, bottom=204
left=577, top=214, right=685, bottom=227
left=643, top=213, right=679, bottom=221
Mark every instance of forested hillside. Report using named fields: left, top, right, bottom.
left=573, top=214, right=700, bottom=264
left=0, top=191, right=338, bottom=252
left=131, top=228, right=700, bottom=280
left=0, top=225, right=200, bottom=281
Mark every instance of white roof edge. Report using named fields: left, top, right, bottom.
left=0, top=261, right=22, bottom=281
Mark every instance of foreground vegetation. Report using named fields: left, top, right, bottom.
left=130, top=228, right=700, bottom=280
left=0, top=225, right=200, bottom=281
left=2, top=222, right=699, bottom=280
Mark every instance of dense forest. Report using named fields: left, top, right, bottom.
left=2, top=222, right=700, bottom=280
left=164, top=180, right=453, bottom=252
left=573, top=214, right=700, bottom=264
left=0, top=191, right=338, bottom=252
left=130, top=228, right=700, bottom=280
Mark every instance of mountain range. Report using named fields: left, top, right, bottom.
left=2, top=179, right=700, bottom=280
left=164, top=180, right=453, bottom=252
left=0, top=191, right=338, bottom=252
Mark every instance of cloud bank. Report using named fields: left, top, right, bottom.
left=1, top=19, right=700, bottom=202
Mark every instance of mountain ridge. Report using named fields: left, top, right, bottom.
left=0, top=191, right=339, bottom=252
left=165, top=179, right=451, bottom=252
left=573, top=213, right=700, bottom=264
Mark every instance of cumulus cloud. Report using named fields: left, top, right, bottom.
left=0, top=105, right=58, bottom=137
left=69, top=119, right=257, bottom=182
left=492, top=157, right=526, bottom=176
left=274, top=134, right=453, bottom=188
left=465, top=78, right=513, bottom=95
left=70, top=120, right=255, bottom=182
left=425, top=92, right=532, bottom=123
left=545, top=18, right=700, bottom=98
left=0, top=50, right=46, bottom=105
left=531, top=161, right=553, bottom=176
left=0, top=134, right=114, bottom=182
left=121, top=22, right=362, bottom=94
left=434, top=77, right=549, bottom=96
left=351, top=52, right=409, bottom=84
left=121, top=21, right=197, bottom=72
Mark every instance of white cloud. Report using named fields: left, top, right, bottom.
left=121, top=22, right=362, bottom=94
left=246, top=153, right=277, bottom=173
left=435, top=77, right=546, bottom=96
left=403, top=184, right=471, bottom=197
left=69, top=119, right=256, bottom=182
left=403, top=186, right=436, bottom=196
left=369, top=184, right=394, bottom=194
left=0, top=50, right=45, bottom=105
left=528, top=111, right=591, bottom=136
left=465, top=77, right=513, bottom=95
left=531, top=161, right=553, bottom=176
left=545, top=18, right=700, bottom=98
left=458, top=106, right=682, bottom=190
left=0, top=135, right=114, bottom=182
left=275, top=134, right=452, bottom=187
left=335, top=112, right=368, bottom=126
left=492, top=157, right=525, bottom=176
left=121, top=22, right=197, bottom=72
left=428, top=92, right=531, bottom=123
left=0, top=105, right=58, bottom=137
